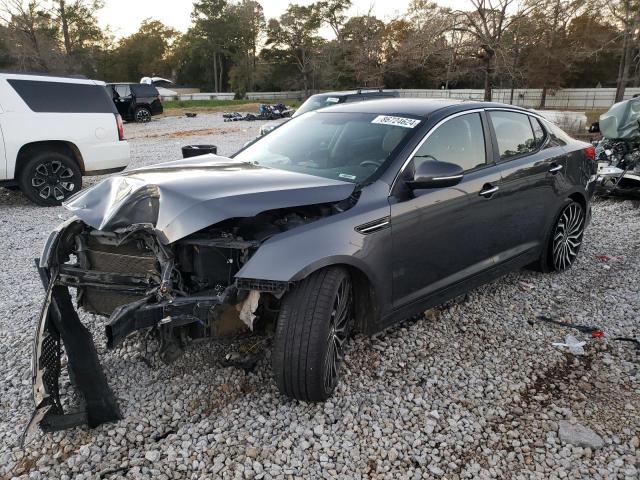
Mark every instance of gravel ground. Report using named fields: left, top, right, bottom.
left=1, top=114, right=638, bottom=479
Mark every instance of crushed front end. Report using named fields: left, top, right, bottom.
left=25, top=202, right=346, bottom=440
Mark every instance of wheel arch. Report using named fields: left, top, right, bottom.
left=568, top=191, right=587, bottom=211
left=15, top=141, right=85, bottom=179
left=288, top=257, right=382, bottom=334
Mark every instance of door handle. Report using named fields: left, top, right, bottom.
left=549, top=164, right=563, bottom=174
left=479, top=184, right=499, bottom=197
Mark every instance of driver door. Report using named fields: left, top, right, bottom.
left=389, top=111, right=507, bottom=309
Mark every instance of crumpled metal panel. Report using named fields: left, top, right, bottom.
left=64, top=155, right=355, bottom=244
left=599, top=97, right=640, bottom=140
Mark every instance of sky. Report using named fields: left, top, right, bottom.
left=97, top=0, right=470, bottom=39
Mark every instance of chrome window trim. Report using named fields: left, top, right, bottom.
left=389, top=106, right=557, bottom=194
left=389, top=108, right=484, bottom=193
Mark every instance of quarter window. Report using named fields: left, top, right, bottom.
left=8, top=79, right=116, bottom=114
left=530, top=117, right=546, bottom=148
left=489, top=111, right=537, bottom=160
left=412, top=113, right=486, bottom=171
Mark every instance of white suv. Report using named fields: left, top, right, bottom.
left=0, top=73, right=130, bottom=206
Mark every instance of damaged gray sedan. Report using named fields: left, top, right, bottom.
left=28, top=99, right=596, bottom=435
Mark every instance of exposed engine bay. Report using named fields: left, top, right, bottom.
left=26, top=198, right=356, bottom=442
left=596, top=137, right=640, bottom=196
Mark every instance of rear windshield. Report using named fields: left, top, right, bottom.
left=7, top=79, right=117, bottom=113
left=131, top=84, right=159, bottom=96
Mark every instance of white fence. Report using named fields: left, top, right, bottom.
left=396, top=88, right=640, bottom=109
left=162, top=87, right=640, bottom=109
left=246, top=91, right=307, bottom=100
left=161, top=92, right=236, bottom=101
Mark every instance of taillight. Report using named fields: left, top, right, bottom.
left=584, top=145, right=596, bottom=161
left=157, top=95, right=162, bottom=103
left=116, top=114, right=125, bottom=140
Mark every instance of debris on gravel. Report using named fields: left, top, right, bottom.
left=0, top=114, right=638, bottom=479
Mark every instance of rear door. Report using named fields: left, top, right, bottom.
left=487, top=110, right=567, bottom=261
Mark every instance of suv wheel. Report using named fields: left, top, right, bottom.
left=18, top=151, right=82, bottom=206
left=542, top=200, right=585, bottom=272
left=134, top=106, right=152, bottom=123
left=273, top=267, right=353, bottom=401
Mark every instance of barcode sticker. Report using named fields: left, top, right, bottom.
left=371, top=115, right=421, bottom=128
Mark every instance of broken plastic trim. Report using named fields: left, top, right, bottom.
left=23, top=261, right=121, bottom=446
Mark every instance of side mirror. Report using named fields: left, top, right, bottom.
left=407, top=160, right=464, bottom=189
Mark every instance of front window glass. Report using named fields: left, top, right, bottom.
left=292, top=95, right=343, bottom=117
left=234, top=112, right=420, bottom=183
left=489, top=111, right=537, bottom=160
left=412, top=113, right=486, bottom=171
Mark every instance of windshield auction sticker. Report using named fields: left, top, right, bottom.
left=372, top=115, right=421, bottom=128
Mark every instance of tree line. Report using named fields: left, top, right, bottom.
left=1, top=0, right=639, bottom=104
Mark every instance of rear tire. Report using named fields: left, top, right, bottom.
left=134, top=106, right=152, bottom=123
left=539, top=200, right=585, bottom=272
left=18, top=151, right=82, bottom=206
left=273, top=267, right=353, bottom=401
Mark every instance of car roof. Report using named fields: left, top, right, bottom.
left=0, top=71, right=101, bottom=85
left=312, top=89, right=399, bottom=98
left=317, top=98, right=532, bottom=118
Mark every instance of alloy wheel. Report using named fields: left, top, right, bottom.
left=552, top=203, right=584, bottom=271
left=30, top=160, right=77, bottom=202
left=136, top=109, right=151, bottom=123
left=323, top=276, right=352, bottom=393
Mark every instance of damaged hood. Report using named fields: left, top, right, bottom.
left=64, top=155, right=355, bottom=244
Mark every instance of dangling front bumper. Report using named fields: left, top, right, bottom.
left=23, top=219, right=122, bottom=445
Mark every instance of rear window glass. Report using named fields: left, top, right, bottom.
left=8, top=79, right=116, bottom=114
left=489, top=111, right=537, bottom=160
left=131, top=84, right=159, bottom=96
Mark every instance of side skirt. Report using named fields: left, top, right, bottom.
left=379, top=250, right=539, bottom=331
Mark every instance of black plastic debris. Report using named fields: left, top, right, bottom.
left=182, top=144, right=217, bottom=158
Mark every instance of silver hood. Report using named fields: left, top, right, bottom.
left=64, top=155, right=355, bottom=244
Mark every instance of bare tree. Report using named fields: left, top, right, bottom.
left=0, top=0, right=58, bottom=71
left=610, top=0, right=640, bottom=101
left=454, top=0, right=533, bottom=101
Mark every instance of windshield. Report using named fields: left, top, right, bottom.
left=292, top=95, right=343, bottom=117
left=234, top=112, right=421, bottom=183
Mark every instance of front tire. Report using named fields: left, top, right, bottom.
left=273, top=267, right=353, bottom=401
left=541, top=200, right=585, bottom=272
left=18, top=152, right=82, bottom=206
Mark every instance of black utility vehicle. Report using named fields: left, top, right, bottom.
left=29, top=99, right=596, bottom=435
left=106, top=83, right=163, bottom=123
